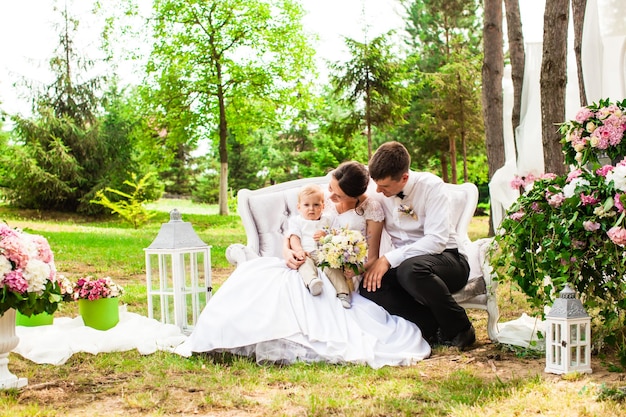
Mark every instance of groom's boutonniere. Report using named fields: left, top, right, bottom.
left=398, top=204, right=417, bottom=219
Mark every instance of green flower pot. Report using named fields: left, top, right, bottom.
left=16, top=311, right=54, bottom=327
left=78, top=298, right=120, bottom=331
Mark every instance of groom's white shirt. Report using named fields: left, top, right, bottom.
left=372, top=171, right=465, bottom=268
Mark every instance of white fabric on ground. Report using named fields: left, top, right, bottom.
left=496, top=313, right=546, bottom=351
left=14, top=306, right=187, bottom=365
left=174, top=257, right=431, bottom=369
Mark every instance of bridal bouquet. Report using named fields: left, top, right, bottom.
left=316, top=227, right=367, bottom=274
left=0, top=223, right=66, bottom=316
left=560, top=98, right=626, bottom=167
left=72, top=276, right=124, bottom=301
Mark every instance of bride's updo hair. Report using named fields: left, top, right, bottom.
left=332, top=161, right=369, bottom=198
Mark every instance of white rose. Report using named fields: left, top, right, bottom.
left=563, top=178, right=589, bottom=198
left=575, top=152, right=583, bottom=163
left=586, top=121, right=596, bottom=133
left=606, top=165, right=626, bottom=192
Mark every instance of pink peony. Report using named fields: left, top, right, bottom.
left=546, top=191, right=565, bottom=207
left=592, top=124, right=621, bottom=149
left=596, top=165, right=614, bottom=177
left=566, top=169, right=582, bottom=182
left=615, top=193, right=626, bottom=213
left=583, top=221, right=601, bottom=231
left=608, top=226, right=626, bottom=246
left=510, top=176, right=525, bottom=189
left=580, top=193, right=600, bottom=206
left=509, top=210, right=524, bottom=221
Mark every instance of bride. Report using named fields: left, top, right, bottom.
left=175, top=161, right=431, bottom=368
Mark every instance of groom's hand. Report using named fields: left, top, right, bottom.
left=362, top=257, right=390, bottom=292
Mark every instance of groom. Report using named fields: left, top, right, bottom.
left=360, top=141, right=475, bottom=349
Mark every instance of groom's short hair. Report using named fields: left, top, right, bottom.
left=369, top=141, right=411, bottom=181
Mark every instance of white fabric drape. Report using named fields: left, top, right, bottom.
left=489, top=0, right=626, bottom=230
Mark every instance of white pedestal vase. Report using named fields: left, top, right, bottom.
left=0, top=309, right=27, bottom=389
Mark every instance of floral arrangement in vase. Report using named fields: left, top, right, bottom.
left=560, top=98, right=626, bottom=167
left=72, top=276, right=124, bottom=301
left=316, top=227, right=367, bottom=275
left=0, top=223, right=69, bottom=316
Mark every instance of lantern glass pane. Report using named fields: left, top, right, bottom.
left=552, top=323, right=560, bottom=342
left=569, top=346, right=578, bottom=366
left=580, top=323, right=587, bottom=341
left=570, top=324, right=578, bottom=343
left=552, top=345, right=561, bottom=365
left=580, top=346, right=587, bottom=365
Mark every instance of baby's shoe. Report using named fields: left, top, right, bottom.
left=337, top=293, right=351, bottom=309
left=308, top=278, right=323, bottom=296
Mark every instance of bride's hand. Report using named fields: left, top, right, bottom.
left=285, top=249, right=305, bottom=269
left=283, top=237, right=305, bottom=269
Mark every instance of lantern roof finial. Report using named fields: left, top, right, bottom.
left=169, top=209, right=183, bottom=222
left=559, top=284, right=576, bottom=299
left=546, top=283, right=589, bottom=319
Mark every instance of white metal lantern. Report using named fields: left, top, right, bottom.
left=544, top=284, right=592, bottom=375
left=144, top=209, right=212, bottom=335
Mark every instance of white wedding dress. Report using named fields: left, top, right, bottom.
left=175, top=197, right=431, bottom=369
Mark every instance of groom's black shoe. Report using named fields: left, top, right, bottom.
left=440, top=325, right=476, bottom=350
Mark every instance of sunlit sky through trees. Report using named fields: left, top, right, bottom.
left=0, top=0, right=404, bottom=119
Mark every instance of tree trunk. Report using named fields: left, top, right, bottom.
left=482, top=0, right=505, bottom=235
left=504, top=0, right=525, bottom=147
left=440, top=152, right=449, bottom=183
left=449, top=135, right=458, bottom=184
left=540, top=0, right=569, bottom=176
left=572, top=0, right=588, bottom=106
left=217, top=63, right=229, bottom=216
left=456, top=72, right=466, bottom=183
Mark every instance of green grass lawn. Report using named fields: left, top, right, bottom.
left=1, top=201, right=625, bottom=416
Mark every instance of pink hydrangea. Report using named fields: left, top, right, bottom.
left=575, top=107, right=595, bottom=123
left=608, top=226, right=626, bottom=246
left=30, top=234, right=54, bottom=264
left=1, top=233, right=30, bottom=269
left=2, top=269, right=28, bottom=293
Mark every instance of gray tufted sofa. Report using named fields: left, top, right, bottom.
left=226, top=175, right=500, bottom=342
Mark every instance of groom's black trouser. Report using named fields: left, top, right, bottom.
left=359, top=249, right=471, bottom=341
